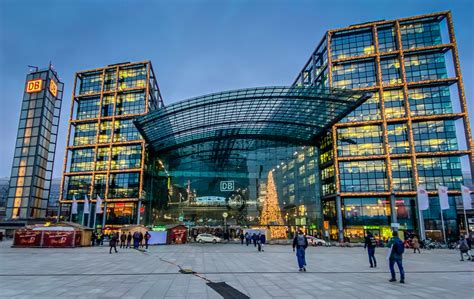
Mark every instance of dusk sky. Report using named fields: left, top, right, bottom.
left=0, top=0, right=473, bottom=178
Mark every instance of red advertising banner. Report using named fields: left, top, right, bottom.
left=42, top=231, right=75, bottom=247
left=13, top=230, right=42, bottom=247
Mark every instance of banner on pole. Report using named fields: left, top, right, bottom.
left=83, top=195, right=90, bottom=214
left=461, top=185, right=472, bottom=210
left=437, top=185, right=449, bottom=210
left=95, top=195, right=103, bottom=214
left=417, top=186, right=429, bottom=210
left=71, top=196, right=78, bottom=214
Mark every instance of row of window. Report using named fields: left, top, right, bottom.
left=65, top=172, right=140, bottom=199
left=78, top=66, right=147, bottom=95
left=76, top=91, right=145, bottom=120
left=69, top=145, right=142, bottom=172
left=330, top=20, right=443, bottom=60
left=73, top=119, right=141, bottom=146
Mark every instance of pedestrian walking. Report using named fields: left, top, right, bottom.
left=245, top=232, right=250, bottom=246
left=364, top=232, right=377, bottom=268
left=139, top=232, right=144, bottom=248
left=240, top=232, right=245, bottom=245
left=458, top=236, right=471, bottom=261
left=252, top=233, right=257, bottom=247
left=144, top=231, right=150, bottom=249
left=259, top=232, right=266, bottom=252
left=412, top=236, right=421, bottom=254
left=109, top=233, right=118, bottom=254
left=126, top=232, right=132, bottom=248
left=387, top=231, right=405, bottom=283
left=292, top=230, right=308, bottom=271
left=120, top=232, right=126, bottom=248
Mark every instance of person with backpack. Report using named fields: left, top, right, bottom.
left=292, top=230, right=308, bottom=272
left=387, top=231, right=405, bottom=283
left=364, top=232, right=377, bottom=268
left=458, top=235, right=471, bottom=261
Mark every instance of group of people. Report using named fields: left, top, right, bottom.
left=241, top=232, right=266, bottom=251
left=90, top=231, right=151, bottom=254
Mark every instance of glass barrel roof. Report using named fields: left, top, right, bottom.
left=134, top=86, right=371, bottom=156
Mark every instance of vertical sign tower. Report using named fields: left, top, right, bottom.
left=6, top=65, right=64, bottom=220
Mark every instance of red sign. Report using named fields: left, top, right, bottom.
left=42, top=231, right=75, bottom=247
left=13, top=230, right=42, bottom=247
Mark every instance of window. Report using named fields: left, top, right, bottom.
left=333, top=60, right=376, bottom=89
left=116, top=91, right=145, bottom=115
left=65, top=175, right=92, bottom=200
left=392, top=159, right=413, bottom=191
left=118, top=66, right=146, bottom=90
left=70, top=148, right=95, bottom=172
left=95, top=147, right=110, bottom=171
left=331, top=29, right=374, bottom=60
left=93, top=174, right=107, bottom=199
left=76, top=97, right=100, bottom=120
left=73, top=122, right=97, bottom=146
left=339, top=160, right=387, bottom=192
left=104, top=69, right=117, bottom=91
left=408, top=85, right=453, bottom=116
left=387, top=123, right=409, bottom=154
left=110, top=145, right=142, bottom=170
left=383, top=89, right=405, bottom=118
left=113, top=119, right=141, bottom=142
left=79, top=72, right=102, bottom=95
left=341, top=92, right=380, bottom=122
left=380, top=57, right=401, bottom=85
left=377, top=26, right=397, bottom=52
left=98, top=121, right=112, bottom=143
left=417, top=156, right=462, bottom=190
left=101, top=95, right=114, bottom=117
left=108, top=172, right=140, bottom=198
left=337, top=125, right=383, bottom=156
left=400, top=20, right=442, bottom=50
left=404, top=53, right=447, bottom=82
left=412, top=120, right=458, bottom=152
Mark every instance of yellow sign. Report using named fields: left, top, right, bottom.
left=49, top=80, right=58, bottom=97
left=26, top=79, right=42, bottom=93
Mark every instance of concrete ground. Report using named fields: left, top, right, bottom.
left=0, top=240, right=472, bottom=299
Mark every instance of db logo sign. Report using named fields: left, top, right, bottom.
left=220, top=181, right=234, bottom=192
left=26, top=79, right=42, bottom=93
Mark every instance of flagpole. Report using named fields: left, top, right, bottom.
left=463, top=207, right=469, bottom=235
left=440, top=209, right=446, bottom=244
left=92, top=208, right=96, bottom=231
left=69, top=204, right=72, bottom=222
left=418, top=207, right=426, bottom=240
left=101, top=201, right=107, bottom=231
left=88, top=201, right=92, bottom=228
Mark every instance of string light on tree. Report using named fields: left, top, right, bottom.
left=260, top=171, right=287, bottom=239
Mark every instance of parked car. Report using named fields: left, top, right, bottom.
left=306, top=236, right=327, bottom=246
left=196, top=233, right=221, bottom=243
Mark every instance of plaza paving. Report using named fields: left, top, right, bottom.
left=0, top=239, right=472, bottom=299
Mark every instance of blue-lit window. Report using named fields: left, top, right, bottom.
left=331, top=29, right=374, bottom=60
left=113, top=119, right=141, bottom=142
left=341, top=92, right=380, bottom=122
left=387, top=123, right=409, bottom=154
left=116, top=91, right=145, bottom=115
left=383, top=89, right=405, bottom=119
left=73, top=122, right=97, bottom=146
left=412, top=120, right=458, bottom=152
left=108, top=172, right=140, bottom=198
left=337, top=125, right=383, bottom=156
left=76, top=97, right=100, bottom=120
left=65, top=175, right=92, bottom=200
left=391, top=159, right=413, bottom=191
left=118, top=66, right=146, bottom=90
left=343, top=198, right=390, bottom=226
left=111, top=145, right=142, bottom=170
left=377, top=26, right=397, bottom=52
left=400, top=21, right=442, bottom=50
left=101, top=95, right=114, bottom=117
left=404, top=53, right=447, bottom=82
left=408, top=85, right=453, bottom=116
left=340, top=160, right=387, bottom=192
left=70, top=148, right=95, bottom=172
left=79, top=72, right=102, bottom=95
left=417, top=156, right=462, bottom=190
left=333, top=60, right=376, bottom=89
left=380, top=57, right=401, bottom=85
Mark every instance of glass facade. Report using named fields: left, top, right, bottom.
left=6, top=67, right=64, bottom=219
left=61, top=61, right=164, bottom=228
left=294, top=12, right=472, bottom=241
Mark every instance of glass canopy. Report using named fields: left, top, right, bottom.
left=134, top=86, right=371, bottom=158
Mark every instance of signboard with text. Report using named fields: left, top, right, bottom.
left=220, top=181, right=234, bottom=192
left=42, top=231, right=75, bottom=248
left=26, top=79, right=43, bottom=93
left=49, top=80, right=58, bottom=97
left=13, top=230, right=42, bottom=247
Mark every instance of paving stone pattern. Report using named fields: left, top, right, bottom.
left=0, top=240, right=472, bottom=298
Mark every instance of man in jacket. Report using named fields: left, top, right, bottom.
left=292, top=230, right=308, bottom=272
left=120, top=233, right=126, bottom=248
left=387, top=231, right=405, bottom=283
left=364, top=232, right=377, bottom=268
left=126, top=232, right=132, bottom=248
left=459, top=236, right=471, bottom=261
left=109, top=233, right=118, bottom=254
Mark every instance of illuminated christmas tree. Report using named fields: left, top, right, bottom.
left=260, top=171, right=287, bottom=239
